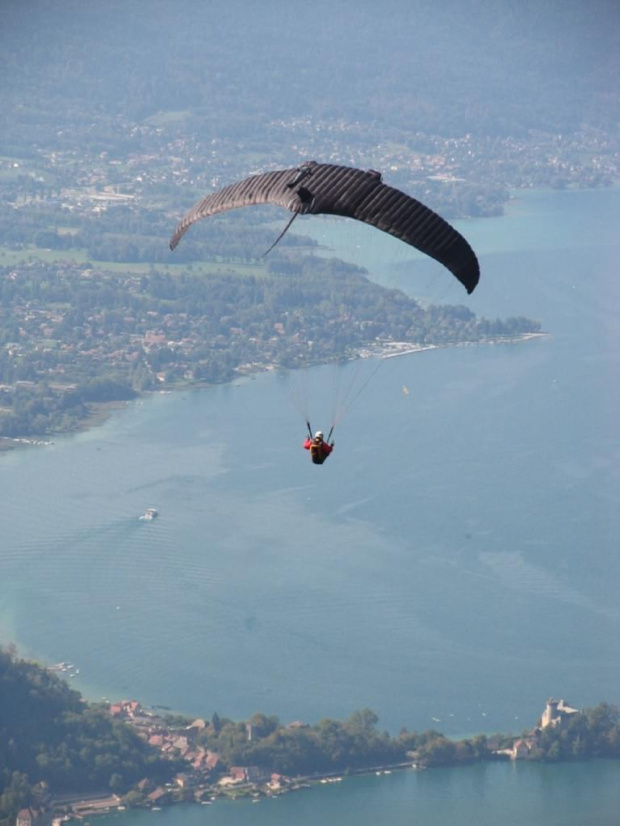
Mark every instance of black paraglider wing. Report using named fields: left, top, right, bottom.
left=169, top=163, right=479, bottom=294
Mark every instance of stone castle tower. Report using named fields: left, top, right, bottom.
left=540, top=698, right=580, bottom=728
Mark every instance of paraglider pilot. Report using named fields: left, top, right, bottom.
left=304, top=431, right=334, bottom=465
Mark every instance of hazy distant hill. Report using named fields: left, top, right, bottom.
left=2, top=0, right=618, bottom=146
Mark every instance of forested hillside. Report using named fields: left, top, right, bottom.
left=0, top=648, right=177, bottom=824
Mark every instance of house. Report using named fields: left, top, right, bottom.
left=16, top=809, right=51, bottom=826
left=172, top=735, right=190, bottom=754
left=267, top=773, right=286, bottom=790
left=146, top=788, right=172, bottom=807
left=186, top=718, right=206, bottom=734
left=511, top=738, right=536, bottom=760
left=205, top=750, right=221, bottom=772
left=286, top=720, right=309, bottom=730
left=192, top=749, right=209, bottom=771
left=108, top=699, right=143, bottom=719
left=227, top=766, right=268, bottom=784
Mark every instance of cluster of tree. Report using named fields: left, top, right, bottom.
left=186, top=701, right=620, bottom=775
left=191, top=709, right=490, bottom=777
left=0, top=377, right=137, bottom=439
left=400, top=730, right=490, bottom=767
left=175, top=702, right=620, bottom=778
left=199, top=710, right=403, bottom=776
left=533, top=704, right=620, bottom=762
left=0, top=647, right=179, bottom=825
left=0, top=383, right=88, bottom=438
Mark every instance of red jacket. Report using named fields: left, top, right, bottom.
left=303, top=437, right=333, bottom=465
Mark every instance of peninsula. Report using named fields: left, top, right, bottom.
left=0, top=254, right=542, bottom=445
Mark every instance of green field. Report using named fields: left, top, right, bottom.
left=0, top=243, right=268, bottom=278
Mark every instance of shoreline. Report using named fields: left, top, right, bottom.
left=0, top=333, right=548, bottom=454
left=0, top=400, right=129, bottom=453
left=30, top=687, right=618, bottom=821
left=374, top=331, right=549, bottom=361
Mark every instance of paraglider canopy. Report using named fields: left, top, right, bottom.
left=170, top=162, right=480, bottom=294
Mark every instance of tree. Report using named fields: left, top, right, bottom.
left=248, top=713, right=279, bottom=739
left=0, top=772, right=31, bottom=823
left=109, top=773, right=125, bottom=794
left=346, top=709, right=379, bottom=737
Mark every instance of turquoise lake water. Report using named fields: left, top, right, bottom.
left=1, top=187, right=619, bottom=824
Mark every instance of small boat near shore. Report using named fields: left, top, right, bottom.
left=139, top=508, right=159, bottom=521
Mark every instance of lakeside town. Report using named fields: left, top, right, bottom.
left=0, top=252, right=543, bottom=444
left=2, top=99, right=618, bottom=281
left=3, top=118, right=618, bottom=222
left=13, top=695, right=609, bottom=826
